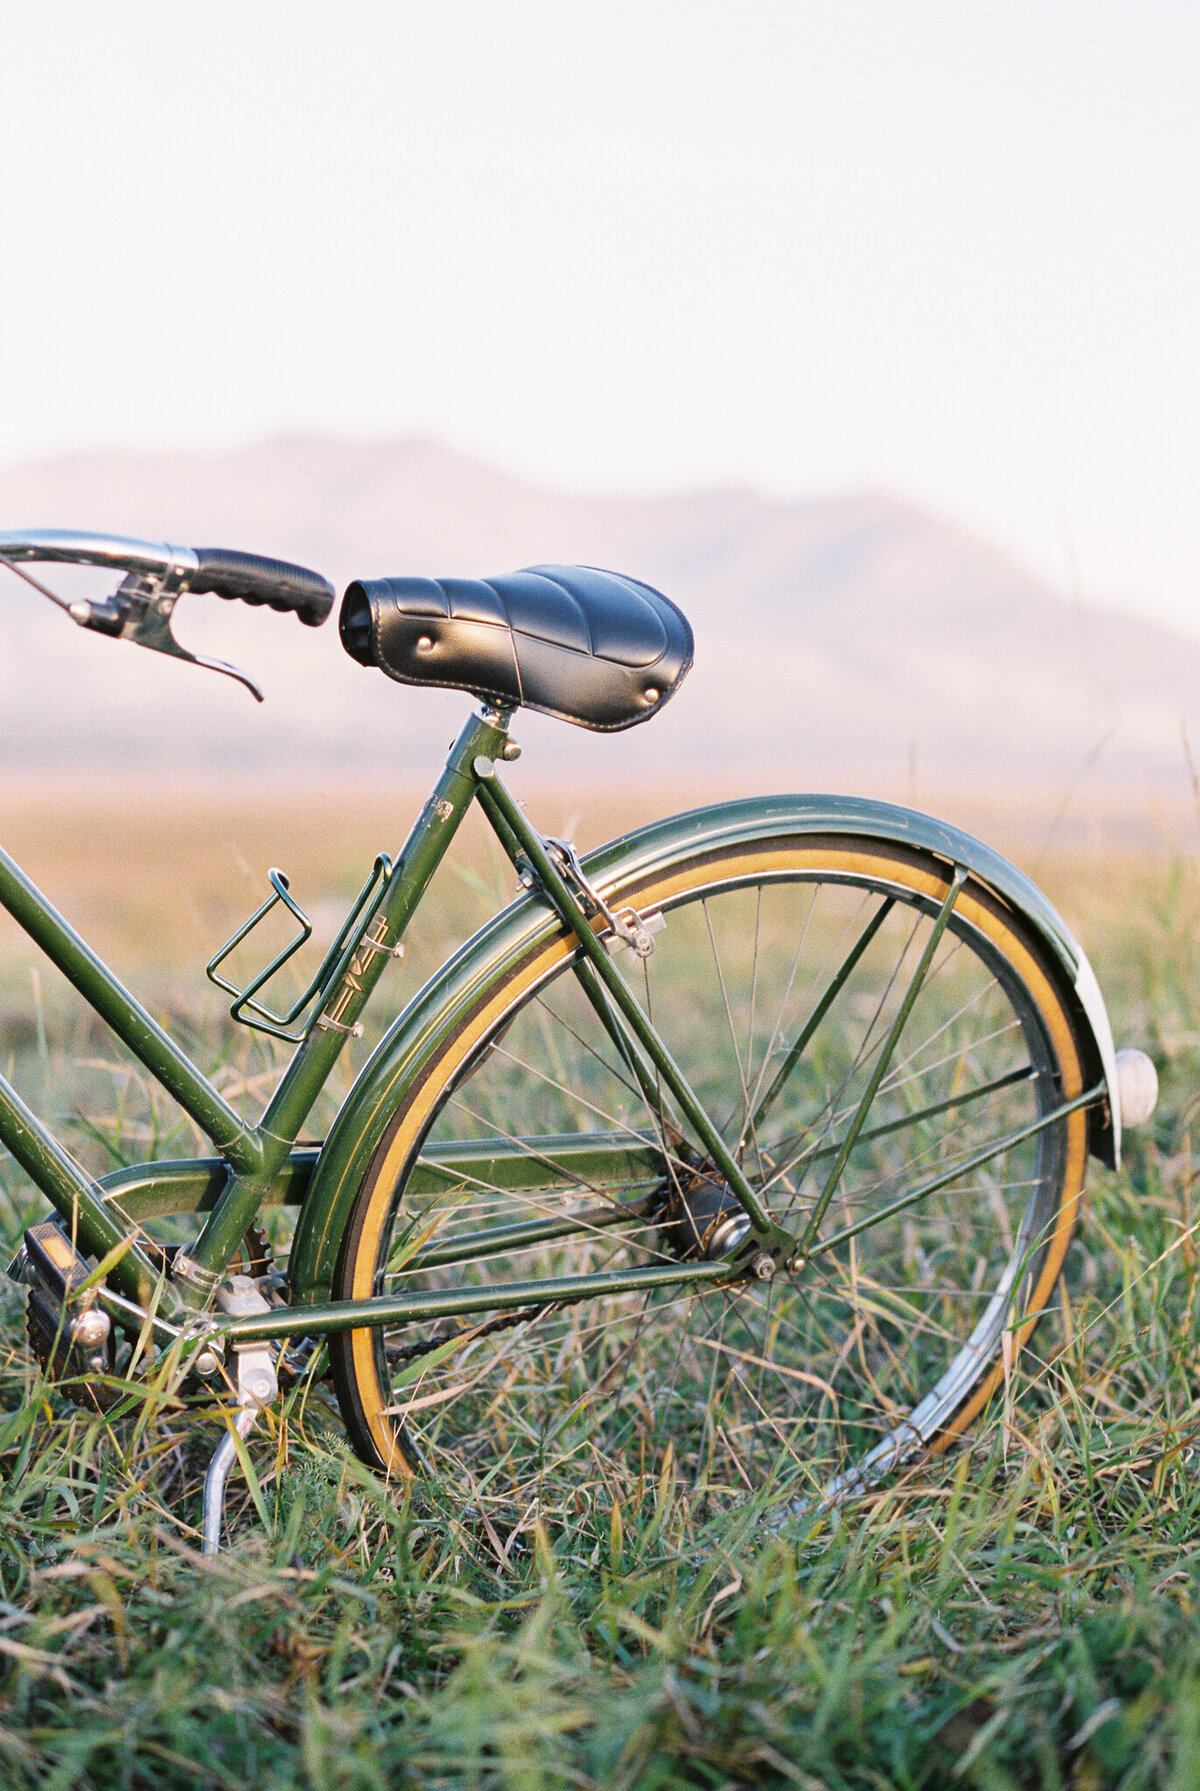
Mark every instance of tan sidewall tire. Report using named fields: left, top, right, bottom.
left=330, top=836, right=1090, bottom=1481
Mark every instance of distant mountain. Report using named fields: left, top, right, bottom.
left=0, top=436, right=1195, bottom=805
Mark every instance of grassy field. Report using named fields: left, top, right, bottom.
left=0, top=783, right=1198, bottom=1789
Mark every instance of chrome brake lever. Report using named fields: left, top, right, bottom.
left=72, top=575, right=264, bottom=703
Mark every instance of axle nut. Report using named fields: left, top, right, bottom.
left=751, top=1251, right=776, bottom=1281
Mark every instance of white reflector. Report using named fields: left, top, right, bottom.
left=1115, top=1048, right=1158, bottom=1129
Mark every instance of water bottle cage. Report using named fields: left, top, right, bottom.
left=206, top=854, right=397, bottom=1042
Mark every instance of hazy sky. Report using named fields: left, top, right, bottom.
left=1, top=3, right=1197, bottom=632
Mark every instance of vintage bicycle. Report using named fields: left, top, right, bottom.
left=0, top=529, right=1158, bottom=1554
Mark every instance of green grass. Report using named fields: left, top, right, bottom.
left=1, top=821, right=1199, bottom=1788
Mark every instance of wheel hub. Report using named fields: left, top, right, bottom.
left=660, top=1169, right=754, bottom=1261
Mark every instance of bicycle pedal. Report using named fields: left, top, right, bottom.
left=25, top=1284, right=114, bottom=1394
left=23, top=1219, right=92, bottom=1303
left=21, top=1220, right=116, bottom=1407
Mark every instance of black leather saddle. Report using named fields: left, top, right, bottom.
left=339, top=565, right=693, bottom=732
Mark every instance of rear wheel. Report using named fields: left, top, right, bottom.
left=329, top=832, right=1091, bottom=1518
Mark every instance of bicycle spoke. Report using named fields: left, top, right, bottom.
left=748, top=893, right=896, bottom=1139
left=799, top=870, right=968, bottom=1252
left=809, top=1083, right=1101, bottom=1261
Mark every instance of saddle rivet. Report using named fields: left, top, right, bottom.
left=417, top=635, right=434, bottom=652
left=644, top=687, right=660, bottom=703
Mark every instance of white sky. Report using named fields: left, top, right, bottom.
left=1, top=2, right=1198, bottom=632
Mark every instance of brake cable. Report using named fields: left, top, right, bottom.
left=0, top=548, right=77, bottom=613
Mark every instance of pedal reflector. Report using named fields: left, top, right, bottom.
left=23, top=1221, right=91, bottom=1302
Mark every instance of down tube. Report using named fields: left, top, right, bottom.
left=0, top=845, right=262, bottom=1173
left=0, top=1068, right=166, bottom=1305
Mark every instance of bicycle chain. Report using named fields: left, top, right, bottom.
left=384, top=1300, right=558, bottom=1366
left=379, top=1202, right=753, bottom=1371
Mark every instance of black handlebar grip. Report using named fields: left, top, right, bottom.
left=187, top=549, right=335, bottom=627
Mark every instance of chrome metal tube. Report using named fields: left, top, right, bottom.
left=0, top=529, right=198, bottom=577
left=202, top=1407, right=260, bottom=1557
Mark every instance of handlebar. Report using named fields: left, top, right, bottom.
left=0, top=530, right=334, bottom=627
left=188, top=548, right=335, bottom=627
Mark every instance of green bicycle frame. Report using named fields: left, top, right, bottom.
left=0, top=701, right=1116, bottom=1352
left=0, top=706, right=749, bottom=1332
left=0, top=708, right=499, bottom=1310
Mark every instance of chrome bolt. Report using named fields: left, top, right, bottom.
left=751, top=1251, right=776, bottom=1281
left=243, top=1368, right=276, bottom=1405
left=192, top=1348, right=221, bottom=1378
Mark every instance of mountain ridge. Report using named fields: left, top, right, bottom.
left=0, top=435, right=1193, bottom=805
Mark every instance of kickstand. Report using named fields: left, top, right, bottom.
left=200, top=1275, right=280, bottom=1558
left=202, top=1404, right=264, bottom=1557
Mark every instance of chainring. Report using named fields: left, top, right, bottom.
left=228, top=1221, right=274, bottom=1280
